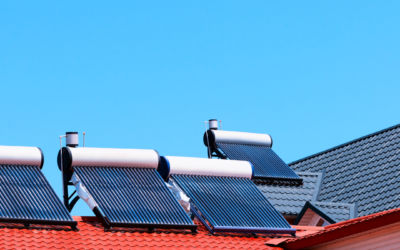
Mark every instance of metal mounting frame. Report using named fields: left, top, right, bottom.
left=0, top=217, right=78, bottom=230
left=208, top=146, right=227, bottom=159
left=62, top=171, right=80, bottom=213
left=190, top=205, right=295, bottom=235
left=252, top=176, right=304, bottom=186
left=92, top=206, right=197, bottom=232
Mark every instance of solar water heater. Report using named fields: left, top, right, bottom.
left=158, top=156, right=296, bottom=235
left=0, top=146, right=77, bottom=229
left=58, top=147, right=196, bottom=232
left=204, top=128, right=302, bottom=184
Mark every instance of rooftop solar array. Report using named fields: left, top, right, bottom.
left=0, top=165, right=76, bottom=228
left=0, top=146, right=77, bottom=229
left=173, top=175, right=294, bottom=234
left=160, top=156, right=296, bottom=235
left=60, top=147, right=196, bottom=231
left=216, top=143, right=301, bottom=182
left=74, top=167, right=195, bottom=230
left=204, top=130, right=302, bottom=183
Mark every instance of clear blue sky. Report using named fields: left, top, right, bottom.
left=1, top=1, right=399, bottom=215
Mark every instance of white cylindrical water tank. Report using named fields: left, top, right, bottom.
left=204, top=130, right=273, bottom=147
left=159, top=156, right=253, bottom=179
left=58, top=147, right=160, bottom=172
left=0, top=146, right=44, bottom=168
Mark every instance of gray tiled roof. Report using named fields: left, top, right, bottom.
left=290, top=123, right=400, bottom=217
left=312, top=202, right=356, bottom=222
left=257, top=172, right=324, bottom=216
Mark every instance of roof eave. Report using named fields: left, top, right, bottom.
left=280, top=208, right=400, bottom=250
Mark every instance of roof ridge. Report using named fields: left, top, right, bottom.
left=295, top=172, right=322, bottom=176
left=312, top=202, right=354, bottom=207
left=288, top=122, right=400, bottom=166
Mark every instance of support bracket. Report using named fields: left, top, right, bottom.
left=62, top=172, right=80, bottom=212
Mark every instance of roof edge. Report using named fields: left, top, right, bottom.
left=293, top=201, right=337, bottom=225
left=312, top=202, right=356, bottom=220
left=280, top=207, right=400, bottom=250
left=288, top=122, right=400, bottom=166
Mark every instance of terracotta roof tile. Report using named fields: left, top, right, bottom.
left=278, top=207, right=400, bottom=249
left=0, top=216, right=283, bottom=250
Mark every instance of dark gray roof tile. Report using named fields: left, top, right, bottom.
left=295, top=201, right=356, bottom=224
left=256, top=172, right=323, bottom=216
left=290, top=124, right=400, bottom=217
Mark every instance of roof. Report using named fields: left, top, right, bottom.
left=294, top=201, right=356, bottom=225
left=289, top=123, right=400, bottom=217
left=279, top=207, right=400, bottom=250
left=0, top=216, right=283, bottom=250
left=312, top=202, right=356, bottom=222
left=256, top=172, right=324, bottom=216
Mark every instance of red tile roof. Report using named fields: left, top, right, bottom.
left=0, top=216, right=283, bottom=250
left=279, top=207, right=400, bottom=250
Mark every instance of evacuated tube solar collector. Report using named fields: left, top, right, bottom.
left=57, top=145, right=197, bottom=232
left=203, top=120, right=302, bottom=184
left=159, top=156, right=296, bottom=235
left=0, top=145, right=77, bottom=229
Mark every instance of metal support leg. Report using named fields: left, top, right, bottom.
left=62, top=173, right=70, bottom=208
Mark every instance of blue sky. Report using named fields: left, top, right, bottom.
left=1, top=1, right=400, bottom=215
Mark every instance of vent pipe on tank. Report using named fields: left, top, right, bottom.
left=60, top=132, right=80, bottom=174
left=66, top=132, right=79, bottom=147
left=209, top=119, right=218, bottom=130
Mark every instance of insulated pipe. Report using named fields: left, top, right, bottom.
left=57, top=147, right=160, bottom=172
left=0, top=146, right=44, bottom=168
left=204, top=130, right=273, bottom=147
left=158, top=156, right=253, bottom=180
